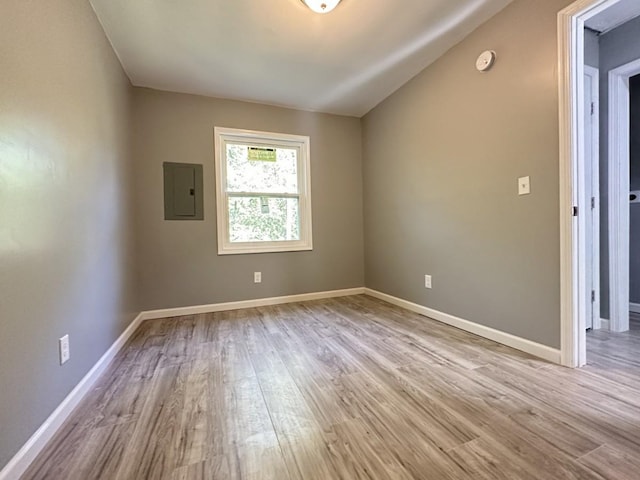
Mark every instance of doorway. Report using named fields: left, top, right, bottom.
left=583, top=63, right=600, bottom=331
left=558, top=0, right=640, bottom=367
left=630, top=74, right=640, bottom=329
left=607, top=59, right=640, bottom=333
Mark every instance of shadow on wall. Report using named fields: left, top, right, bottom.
left=630, top=74, right=640, bottom=304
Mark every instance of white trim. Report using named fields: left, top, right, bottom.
left=364, top=289, right=561, bottom=364
left=608, top=59, right=640, bottom=332
left=213, top=126, right=313, bottom=255
left=1, top=285, right=568, bottom=478
left=558, top=0, right=633, bottom=367
left=0, top=287, right=366, bottom=478
left=584, top=64, right=601, bottom=331
left=139, top=288, right=366, bottom=320
left=600, top=318, right=611, bottom=330
left=0, top=313, right=144, bottom=480
left=630, top=303, right=640, bottom=314
left=558, top=2, right=581, bottom=367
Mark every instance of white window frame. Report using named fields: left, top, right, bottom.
left=214, top=126, right=313, bottom=255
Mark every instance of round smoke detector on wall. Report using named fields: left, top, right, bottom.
left=476, top=50, right=496, bottom=72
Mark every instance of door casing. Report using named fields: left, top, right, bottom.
left=558, top=0, right=637, bottom=367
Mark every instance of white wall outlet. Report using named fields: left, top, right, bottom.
left=59, top=335, right=70, bottom=365
left=424, top=275, right=432, bottom=289
left=518, top=176, right=531, bottom=195
left=254, top=271, right=262, bottom=284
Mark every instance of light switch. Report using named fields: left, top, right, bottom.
left=518, top=176, right=531, bottom=195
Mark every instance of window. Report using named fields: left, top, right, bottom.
left=214, top=127, right=313, bottom=255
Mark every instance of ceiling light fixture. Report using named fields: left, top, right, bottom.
left=301, top=0, right=342, bottom=14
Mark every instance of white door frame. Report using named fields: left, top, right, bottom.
left=558, top=0, right=633, bottom=367
left=584, top=64, right=601, bottom=331
left=608, top=59, right=640, bottom=332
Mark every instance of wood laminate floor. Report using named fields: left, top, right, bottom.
left=23, top=296, right=640, bottom=479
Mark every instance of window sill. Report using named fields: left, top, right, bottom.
left=217, top=243, right=313, bottom=255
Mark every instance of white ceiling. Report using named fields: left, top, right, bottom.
left=585, top=0, right=640, bottom=34
left=89, top=0, right=512, bottom=117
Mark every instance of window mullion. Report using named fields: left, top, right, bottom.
left=227, top=192, right=300, bottom=199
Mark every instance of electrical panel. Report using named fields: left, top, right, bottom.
left=163, top=162, right=204, bottom=220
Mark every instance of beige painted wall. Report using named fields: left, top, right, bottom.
left=132, top=88, right=364, bottom=310
left=362, top=0, right=572, bottom=348
left=0, top=0, right=136, bottom=469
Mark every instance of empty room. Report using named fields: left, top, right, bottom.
left=2, top=0, right=640, bottom=479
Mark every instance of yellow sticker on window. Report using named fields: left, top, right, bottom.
left=248, top=147, right=277, bottom=162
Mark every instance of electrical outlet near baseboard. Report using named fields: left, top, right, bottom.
left=424, top=275, right=432, bottom=289
left=59, top=335, right=70, bottom=365
left=254, top=272, right=262, bottom=284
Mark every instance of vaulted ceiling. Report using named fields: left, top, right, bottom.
left=89, top=0, right=512, bottom=117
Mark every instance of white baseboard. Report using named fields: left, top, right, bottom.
left=140, top=287, right=366, bottom=320
left=600, top=318, right=611, bottom=330
left=592, top=316, right=602, bottom=331
left=5, top=285, right=562, bottom=478
left=364, top=288, right=561, bottom=364
left=0, top=313, right=144, bottom=480
left=0, top=287, right=365, bottom=479
left=630, top=303, right=640, bottom=314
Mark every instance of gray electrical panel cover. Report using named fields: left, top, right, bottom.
left=163, top=162, right=204, bottom=220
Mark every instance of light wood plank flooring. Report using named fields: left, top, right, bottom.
left=23, top=295, right=640, bottom=479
